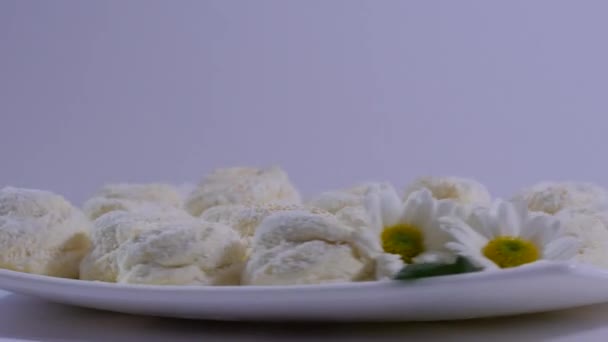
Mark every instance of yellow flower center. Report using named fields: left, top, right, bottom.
left=381, top=224, right=424, bottom=263
left=482, top=236, right=540, bottom=268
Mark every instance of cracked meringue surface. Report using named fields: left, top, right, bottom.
left=185, top=166, right=301, bottom=217
left=0, top=187, right=91, bottom=278
left=83, top=183, right=184, bottom=220
left=556, top=208, right=608, bottom=268
left=512, top=182, right=608, bottom=215
left=404, top=176, right=491, bottom=207
left=80, top=210, right=246, bottom=285
left=242, top=210, right=399, bottom=285
left=307, top=182, right=386, bottom=214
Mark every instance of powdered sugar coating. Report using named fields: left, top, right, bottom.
left=242, top=211, right=374, bottom=285
left=404, top=176, right=491, bottom=206
left=117, top=221, right=246, bottom=285
left=556, top=208, right=608, bottom=268
left=80, top=210, right=246, bottom=285
left=307, top=182, right=385, bottom=214
left=513, top=182, right=608, bottom=215
left=83, top=183, right=184, bottom=220
left=185, top=166, right=301, bottom=217
left=334, top=205, right=373, bottom=233
left=242, top=210, right=401, bottom=285
left=200, top=203, right=315, bottom=238
left=0, top=187, right=91, bottom=278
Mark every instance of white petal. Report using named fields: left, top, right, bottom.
left=475, top=257, right=500, bottom=270
left=467, top=210, right=494, bottom=239
left=401, top=196, right=419, bottom=225
left=380, top=185, right=404, bottom=227
left=412, top=251, right=455, bottom=264
left=403, top=190, right=433, bottom=229
left=496, top=200, right=520, bottom=236
left=511, top=200, right=531, bottom=223
left=543, top=236, right=580, bottom=261
left=519, top=215, right=541, bottom=240
left=440, top=217, right=488, bottom=248
left=474, top=206, right=502, bottom=239
left=423, top=206, right=458, bottom=251
left=444, top=241, right=473, bottom=255
left=528, top=216, right=562, bottom=247
left=363, top=191, right=383, bottom=233
left=445, top=242, right=497, bottom=270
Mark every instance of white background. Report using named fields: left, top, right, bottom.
left=1, top=0, right=607, bottom=204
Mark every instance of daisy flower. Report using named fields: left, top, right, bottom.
left=439, top=200, right=580, bottom=270
left=364, top=184, right=468, bottom=264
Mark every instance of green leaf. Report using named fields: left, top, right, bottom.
left=393, top=256, right=481, bottom=280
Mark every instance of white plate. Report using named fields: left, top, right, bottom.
left=0, top=261, right=607, bottom=321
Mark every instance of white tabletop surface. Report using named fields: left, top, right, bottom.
left=1, top=290, right=607, bottom=342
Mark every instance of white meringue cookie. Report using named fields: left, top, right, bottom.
left=242, top=210, right=377, bottom=285
left=83, top=183, right=184, bottom=220
left=404, top=176, right=491, bottom=206
left=513, top=182, right=608, bottom=214
left=556, top=208, right=608, bottom=268
left=185, top=166, right=301, bottom=216
left=80, top=210, right=246, bottom=285
left=0, top=187, right=91, bottom=278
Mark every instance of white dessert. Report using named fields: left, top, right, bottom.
left=117, top=221, right=246, bottom=285
left=334, top=205, right=373, bottom=233
left=185, top=166, right=301, bottom=217
left=83, top=183, right=184, bottom=220
left=0, top=187, right=91, bottom=278
left=307, top=182, right=385, bottom=214
left=242, top=210, right=395, bottom=285
left=200, top=203, right=303, bottom=238
left=556, top=208, right=608, bottom=268
left=80, top=211, right=246, bottom=285
left=201, top=203, right=332, bottom=233
left=404, top=176, right=491, bottom=206
left=80, top=211, right=187, bottom=282
left=512, top=182, right=608, bottom=215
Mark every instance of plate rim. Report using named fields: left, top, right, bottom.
left=0, top=261, right=606, bottom=293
